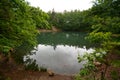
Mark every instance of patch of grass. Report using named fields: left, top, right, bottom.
left=111, top=70, right=119, bottom=80
left=24, top=58, right=39, bottom=71
left=0, top=73, right=11, bottom=80
left=39, top=66, right=47, bottom=72
left=111, top=60, right=120, bottom=67
left=79, top=68, right=90, bottom=76
left=24, top=56, right=47, bottom=72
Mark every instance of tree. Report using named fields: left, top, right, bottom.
left=48, top=9, right=92, bottom=31
left=0, top=0, right=49, bottom=55
left=30, top=7, right=50, bottom=29
left=76, top=0, right=120, bottom=80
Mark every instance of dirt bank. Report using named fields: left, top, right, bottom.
left=38, top=26, right=61, bottom=32
left=0, top=63, right=74, bottom=80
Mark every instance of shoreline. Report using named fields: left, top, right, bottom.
left=38, top=26, right=61, bottom=32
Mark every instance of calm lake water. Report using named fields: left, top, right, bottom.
left=29, top=32, right=94, bottom=75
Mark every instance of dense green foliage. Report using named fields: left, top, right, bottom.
left=87, top=0, right=120, bottom=49
left=75, top=0, right=120, bottom=80
left=48, top=0, right=120, bottom=34
left=30, top=7, right=50, bottom=29
left=0, top=0, right=50, bottom=54
left=48, top=10, right=91, bottom=31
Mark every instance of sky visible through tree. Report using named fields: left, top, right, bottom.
left=26, top=0, right=94, bottom=12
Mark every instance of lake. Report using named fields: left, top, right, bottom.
left=28, top=32, right=94, bottom=75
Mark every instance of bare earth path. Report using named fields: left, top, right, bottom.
left=0, top=64, right=74, bottom=80
left=5, top=71, right=74, bottom=80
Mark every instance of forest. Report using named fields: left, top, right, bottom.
left=0, top=0, right=120, bottom=80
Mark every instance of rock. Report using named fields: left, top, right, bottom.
left=47, top=70, right=54, bottom=77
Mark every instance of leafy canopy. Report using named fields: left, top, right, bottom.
left=0, top=0, right=50, bottom=54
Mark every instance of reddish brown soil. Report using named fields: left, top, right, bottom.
left=0, top=63, right=74, bottom=80
left=0, top=51, right=74, bottom=80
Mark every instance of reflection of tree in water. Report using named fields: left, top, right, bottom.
left=37, top=32, right=94, bottom=49
left=53, top=45, right=57, bottom=50
left=13, top=43, right=35, bottom=64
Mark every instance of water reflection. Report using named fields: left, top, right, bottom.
left=37, top=32, right=93, bottom=48
left=20, top=32, right=95, bottom=75
left=30, top=44, right=94, bottom=75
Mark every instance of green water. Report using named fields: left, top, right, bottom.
left=37, top=32, right=92, bottom=48
left=29, top=32, right=94, bottom=75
